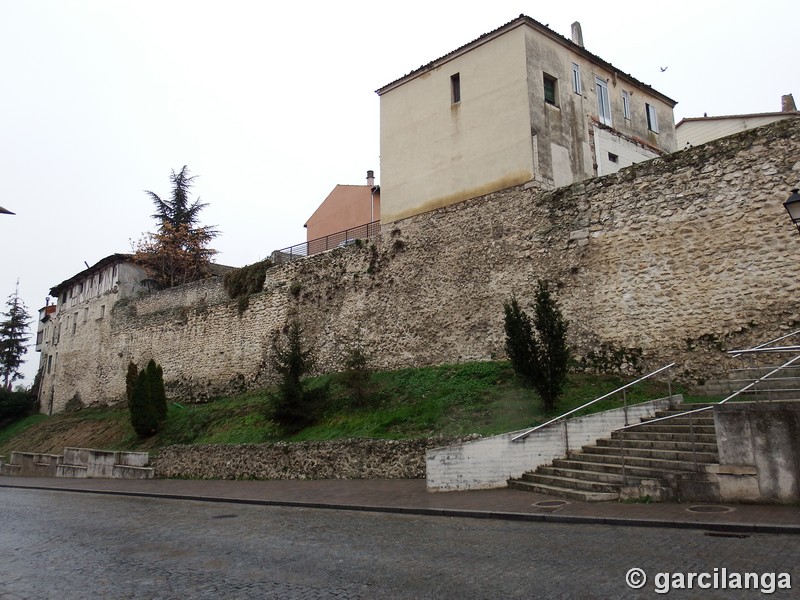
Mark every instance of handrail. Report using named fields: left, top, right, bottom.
left=510, top=362, right=676, bottom=442
left=616, top=352, right=800, bottom=433
left=729, top=328, right=800, bottom=357
left=727, top=345, right=800, bottom=355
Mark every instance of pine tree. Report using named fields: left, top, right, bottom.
left=133, top=166, right=218, bottom=288
left=267, top=320, right=327, bottom=432
left=0, top=282, right=32, bottom=390
left=125, top=361, right=138, bottom=407
left=503, top=281, right=570, bottom=411
left=127, top=359, right=167, bottom=437
left=146, top=359, right=168, bottom=420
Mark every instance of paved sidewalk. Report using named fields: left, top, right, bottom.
left=1, top=476, right=797, bottom=534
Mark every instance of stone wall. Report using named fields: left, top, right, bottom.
left=44, top=118, right=800, bottom=410
left=154, top=437, right=475, bottom=480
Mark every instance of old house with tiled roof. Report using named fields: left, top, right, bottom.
left=376, top=15, right=677, bottom=223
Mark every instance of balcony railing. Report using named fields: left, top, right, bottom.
left=271, top=221, right=380, bottom=265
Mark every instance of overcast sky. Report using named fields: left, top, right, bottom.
left=2, top=0, right=798, bottom=386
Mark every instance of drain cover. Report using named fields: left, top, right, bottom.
left=534, top=500, right=568, bottom=507
left=687, top=505, right=734, bottom=514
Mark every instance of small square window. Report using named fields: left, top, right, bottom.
left=608, top=152, right=619, bottom=163
left=543, top=73, right=558, bottom=105
left=451, top=73, right=461, bottom=104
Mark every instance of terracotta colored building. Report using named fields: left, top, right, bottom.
left=304, top=170, right=380, bottom=255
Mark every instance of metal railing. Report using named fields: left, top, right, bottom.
left=614, top=345, right=800, bottom=482
left=511, top=363, right=676, bottom=456
left=271, top=221, right=380, bottom=265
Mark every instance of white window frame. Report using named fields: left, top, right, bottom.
left=572, top=63, right=581, bottom=94
left=622, top=91, right=631, bottom=120
left=596, top=77, right=612, bottom=126
left=646, top=103, right=659, bottom=133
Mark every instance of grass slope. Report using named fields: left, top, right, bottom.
left=0, top=361, right=709, bottom=456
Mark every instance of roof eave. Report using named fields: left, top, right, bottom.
left=376, top=14, right=677, bottom=108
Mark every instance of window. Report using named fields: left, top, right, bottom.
left=622, top=91, right=631, bottom=120
left=646, top=103, right=659, bottom=133
left=543, top=73, right=558, bottom=105
left=596, top=77, right=611, bottom=126
left=571, top=63, right=581, bottom=94
left=99, top=305, right=106, bottom=319
left=451, top=73, right=461, bottom=104
left=608, top=152, right=619, bottom=163
left=47, top=354, right=53, bottom=374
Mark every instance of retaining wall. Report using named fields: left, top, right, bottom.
left=40, top=118, right=800, bottom=411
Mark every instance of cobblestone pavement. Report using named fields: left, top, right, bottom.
left=1, top=488, right=797, bottom=599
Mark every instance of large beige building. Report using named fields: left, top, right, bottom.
left=376, top=15, right=677, bottom=223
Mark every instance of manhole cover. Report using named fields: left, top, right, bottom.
left=687, top=505, right=734, bottom=514
left=534, top=500, right=568, bottom=507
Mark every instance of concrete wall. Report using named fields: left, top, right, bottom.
left=714, top=401, right=800, bottom=503
left=426, top=396, right=678, bottom=492
left=40, top=118, right=800, bottom=412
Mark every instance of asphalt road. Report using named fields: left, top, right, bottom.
left=0, top=488, right=797, bottom=599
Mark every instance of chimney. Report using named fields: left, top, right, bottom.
left=782, top=94, right=797, bottom=112
left=571, top=22, right=584, bottom=48
left=366, top=170, right=375, bottom=187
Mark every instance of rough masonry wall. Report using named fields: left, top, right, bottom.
left=47, top=119, right=800, bottom=411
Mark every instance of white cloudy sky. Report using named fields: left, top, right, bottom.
left=1, top=0, right=798, bottom=385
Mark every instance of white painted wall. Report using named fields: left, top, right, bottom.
left=426, top=396, right=680, bottom=492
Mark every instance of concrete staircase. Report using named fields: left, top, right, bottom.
left=0, top=447, right=154, bottom=479
left=508, top=404, right=720, bottom=502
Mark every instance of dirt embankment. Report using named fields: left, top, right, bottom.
left=1, top=417, right=131, bottom=455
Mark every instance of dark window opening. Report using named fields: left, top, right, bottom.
left=543, top=74, right=558, bottom=105
left=608, top=152, right=619, bottom=163
left=451, top=73, right=461, bottom=104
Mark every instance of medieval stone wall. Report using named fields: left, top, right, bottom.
left=45, top=118, right=800, bottom=411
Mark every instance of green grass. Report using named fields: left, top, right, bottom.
left=0, top=361, right=720, bottom=454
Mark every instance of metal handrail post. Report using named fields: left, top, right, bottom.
left=619, top=431, right=626, bottom=485
left=563, top=419, right=570, bottom=459
left=689, top=411, right=698, bottom=472
left=623, top=389, right=629, bottom=426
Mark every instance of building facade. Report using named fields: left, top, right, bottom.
left=676, top=95, right=799, bottom=148
left=304, top=170, right=381, bottom=255
left=36, top=254, right=148, bottom=414
left=376, top=16, right=677, bottom=223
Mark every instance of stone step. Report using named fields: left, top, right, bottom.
left=0, top=463, right=22, bottom=476
left=507, top=479, right=619, bottom=502
left=625, top=424, right=716, bottom=435
left=595, top=437, right=718, bottom=453
left=610, top=431, right=718, bottom=444
left=570, top=451, right=715, bottom=472
left=640, top=415, right=715, bottom=427
left=519, top=472, right=620, bottom=493
left=581, top=445, right=718, bottom=464
left=551, top=458, right=690, bottom=481
left=536, top=465, right=628, bottom=485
